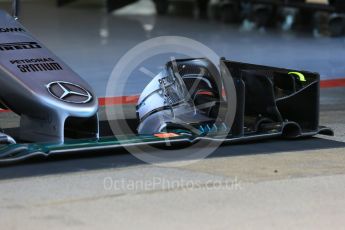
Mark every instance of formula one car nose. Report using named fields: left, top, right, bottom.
left=0, top=9, right=98, bottom=144
left=0, top=0, right=333, bottom=164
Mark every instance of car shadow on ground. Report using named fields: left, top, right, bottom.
left=0, top=137, right=344, bottom=180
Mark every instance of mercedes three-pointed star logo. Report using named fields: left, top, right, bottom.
left=46, top=81, right=92, bottom=104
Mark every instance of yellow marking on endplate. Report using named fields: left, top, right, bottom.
left=288, top=72, right=306, bottom=82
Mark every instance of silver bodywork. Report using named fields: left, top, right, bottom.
left=0, top=11, right=98, bottom=143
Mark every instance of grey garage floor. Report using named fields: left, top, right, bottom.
left=4, top=0, right=345, bottom=96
